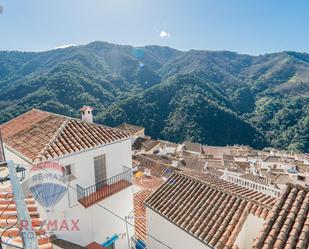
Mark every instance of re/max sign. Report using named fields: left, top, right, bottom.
left=20, top=219, right=80, bottom=232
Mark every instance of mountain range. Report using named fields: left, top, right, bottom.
left=1, top=41, right=309, bottom=152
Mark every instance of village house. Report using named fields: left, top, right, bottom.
left=183, top=141, right=203, bottom=155
left=0, top=108, right=134, bottom=249
left=145, top=171, right=309, bottom=249
left=157, top=140, right=179, bottom=155
left=116, top=123, right=145, bottom=139
left=132, top=137, right=161, bottom=154
left=145, top=171, right=277, bottom=249
left=260, top=156, right=281, bottom=170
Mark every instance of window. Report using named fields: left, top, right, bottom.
left=94, top=155, right=107, bottom=183
left=65, top=165, right=72, bottom=176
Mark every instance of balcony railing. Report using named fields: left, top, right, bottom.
left=77, top=167, right=132, bottom=208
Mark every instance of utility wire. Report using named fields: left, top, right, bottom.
left=14, top=163, right=173, bottom=249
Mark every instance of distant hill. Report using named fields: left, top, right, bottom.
left=1, top=41, right=309, bottom=152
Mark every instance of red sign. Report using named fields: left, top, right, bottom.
left=0, top=130, right=5, bottom=162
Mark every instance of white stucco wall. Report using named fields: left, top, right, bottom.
left=55, top=138, right=132, bottom=190
left=234, top=214, right=264, bottom=249
left=146, top=208, right=211, bottom=249
left=9, top=137, right=134, bottom=249
left=46, top=139, right=133, bottom=248
left=3, top=146, right=31, bottom=166
left=43, top=186, right=134, bottom=248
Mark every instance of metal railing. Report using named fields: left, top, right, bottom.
left=77, top=167, right=132, bottom=207
left=0, top=164, right=26, bottom=184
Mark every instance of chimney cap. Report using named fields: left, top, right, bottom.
left=79, top=106, right=94, bottom=112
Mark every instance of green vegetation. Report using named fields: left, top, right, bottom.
left=1, top=42, right=309, bottom=152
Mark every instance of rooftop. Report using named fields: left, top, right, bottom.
left=146, top=171, right=276, bottom=249
left=86, top=242, right=108, bottom=249
left=183, top=141, right=202, bottom=154
left=115, top=123, right=145, bottom=136
left=134, top=190, right=153, bottom=242
left=0, top=185, right=52, bottom=249
left=239, top=173, right=280, bottom=189
left=132, top=137, right=160, bottom=152
left=253, top=184, right=309, bottom=249
left=0, top=109, right=131, bottom=162
left=262, top=156, right=281, bottom=163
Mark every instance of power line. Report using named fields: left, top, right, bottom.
left=15, top=163, right=173, bottom=249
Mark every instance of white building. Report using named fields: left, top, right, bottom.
left=145, top=171, right=277, bottom=249
left=0, top=108, right=134, bottom=249
left=260, top=156, right=281, bottom=169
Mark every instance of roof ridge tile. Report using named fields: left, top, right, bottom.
left=35, top=118, right=69, bottom=162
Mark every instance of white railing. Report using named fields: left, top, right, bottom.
left=224, top=173, right=281, bottom=197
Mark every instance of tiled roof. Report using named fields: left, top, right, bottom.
left=183, top=141, right=202, bottom=154
left=133, top=154, right=172, bottom=177
left=80, top=106, right=93, bottom=112
left=223, top=160, right=245, bottom=173
left=116, top=123, right=145, bottom=136
left=183, top=171, right=277, bottom=208
left=0, top=185, right=52, bottom=249
left=134, top=190, right=153, bottom=242
left=180, top=155, right=206, bottom=171
left=159, top=141, right=178, bottom=148
left=223, top=154, right=234, bottom=161
left=205, top=159, right=224, bottom=169
left=203, top=146, right=231, bottom=159
left=1, top=109, right=131, bottom=162
left=133, top=175, right=165, bottom=191
left=253, top=184, right=309, bottom=249
left=146, top=171, right=277, bottom=249
left=234, top=161, right=251, bottom=171
left=86, top=242, right=108, bottom=249
left=204, top=167, right=225, bottom=178
left=240, top=173, right=280, bottom=189
left=263, top=156, right=281, bottom=163
left=132, top=138, right=160, bottom=152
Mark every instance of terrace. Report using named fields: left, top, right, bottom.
left=77, top=168, right=132, bottom=208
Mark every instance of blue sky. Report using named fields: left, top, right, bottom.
left=0, top=0, right=309, bottom=55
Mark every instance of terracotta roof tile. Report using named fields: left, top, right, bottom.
left=1, top=109, right=131, bottom=162
left=146, top=171, right=275, bottom=248
left=134, top=190, right=152, bottom=242
left=240, top=173, right=280, bottom=189
left=0, top=185, right=52, bottom=249
left=116, top=123, right=145, bottom=136
left=253, top=184, right=309, bottom=249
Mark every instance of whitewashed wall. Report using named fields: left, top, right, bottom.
left=234, top=214, right=264, bottom=249
left=146, top=208, right=211, bottom=249
left=44, top=186, right=134, bottom=248
left=8, top=138, right=134, bottom=248
left=4, top=146, right=31, bottom=166
left=48, top=138, right=133, bottom=248
left=56, top=138, right=132, bottom=189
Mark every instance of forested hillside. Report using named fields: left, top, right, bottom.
left=1, top=41, right=309, bottom=152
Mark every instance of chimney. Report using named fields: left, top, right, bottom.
left=80, top=106, right=93, bottom=123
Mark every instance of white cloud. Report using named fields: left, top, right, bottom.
left=159, top=30, right=171, bottom=38
left=54, top=44, right=76, bottom=49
